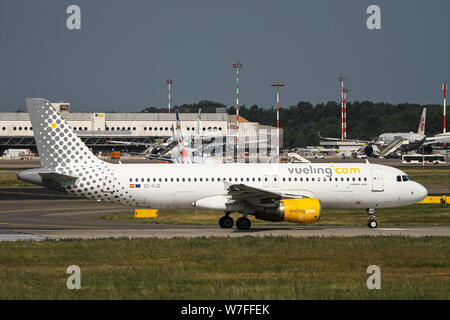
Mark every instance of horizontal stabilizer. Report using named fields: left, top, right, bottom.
left=39, top=171, right=78, bottom=184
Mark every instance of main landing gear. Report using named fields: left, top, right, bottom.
left=219, top=212, right=251, bottom=230
left=219, top=213, right=234, bottom=228
left=367, top=208, right=378, bottom=228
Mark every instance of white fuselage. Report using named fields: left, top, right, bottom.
left=110, top=162, right=427, bottom=210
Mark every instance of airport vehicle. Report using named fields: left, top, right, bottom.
left=401, top=154, right=446, bottom=164
left=18, top=99, right=428, bottom=230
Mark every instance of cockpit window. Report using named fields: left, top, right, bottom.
left=402, top=175, right=410, bottom=181
left=397, top=175, right=402, bottom=182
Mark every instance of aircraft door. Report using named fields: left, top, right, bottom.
left=371, top=168, right=384, bottom=192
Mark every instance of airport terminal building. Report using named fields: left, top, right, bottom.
left=0, top=102, right=282, bottom=156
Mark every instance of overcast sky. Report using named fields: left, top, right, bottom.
left=0, top=0, right=449, bottom=112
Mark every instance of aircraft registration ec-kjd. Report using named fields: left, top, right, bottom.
left=18, top=98, right=428, bottom=230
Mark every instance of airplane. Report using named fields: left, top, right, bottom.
left=18, top=98, right=428, bottom=230
left=360, top=108, right=427, bottom=157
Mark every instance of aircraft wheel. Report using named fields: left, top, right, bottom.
left=368, top=220, right=378, bottom=229
left=219, top=216, right=234, bottom=229
left=236, top=217, right=251, bottom=230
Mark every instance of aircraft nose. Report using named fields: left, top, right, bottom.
left=414, top=183, right=428, bottom=202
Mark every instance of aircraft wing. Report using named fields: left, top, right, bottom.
left=423, top=135, right=450, bottom=145
left=146, top=155, right=174, bottom=163
left=224, top=181, right=311, bottom=203
left=107, top=140, right=159, bottom=147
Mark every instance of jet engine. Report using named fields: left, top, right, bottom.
left=361, top=145, right=375, bottom=157
left=254, top=198, right=321, bottom=224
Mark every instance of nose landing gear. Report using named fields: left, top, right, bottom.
left=367, top=208, right=378, bottom=228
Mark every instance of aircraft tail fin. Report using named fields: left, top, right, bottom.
left=418, top=108, right=426, bottom=135
left=25, top=98, right=103, bottom=169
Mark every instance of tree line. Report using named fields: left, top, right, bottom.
left=141, top=100, right=444, bottom=148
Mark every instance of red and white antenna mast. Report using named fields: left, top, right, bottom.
left=271, top=82, right=285, bottom=161
left=339, top=75, right=347, bottom=141
left=343, top=87, right=349, bottom=140
left=443, top=82, right=447, bottom=134
left=167, top=79, right=173, bottom=114
left=232, top=62, right=243, bottom=147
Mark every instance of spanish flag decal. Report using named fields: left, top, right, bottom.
left=129, top=184, right=135, bottom=188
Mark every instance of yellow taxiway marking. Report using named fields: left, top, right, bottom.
left=0, top=205, right=123, bottom=214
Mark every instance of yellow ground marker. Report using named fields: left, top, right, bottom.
left=135, top=209, right=158, bottom=218
left=417, top=196, right=450, bottom=204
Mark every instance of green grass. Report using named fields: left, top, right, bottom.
left=103, top=204, right=450, bottom=227
left=0, top=237, right=448, bottom=299
left=0, top=170, right=35, bottom=187
left=404, top=168, right=450, bottom=186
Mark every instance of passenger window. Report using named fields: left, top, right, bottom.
left=312, top=178, right=315, bottom=182
left=129, top=178, right=132, bottom=182
left=364, top=177, right=367, bottom=181
left=170, top=178, right=173, bottom=182
left=288, top=177, right=291, bottom=182
left=147, top=178, right=150, bottom=182
left=188, top=178, right=191, bottom=182
left=306, top=178, right=309, bottom=182
left=182, top=178, right=185, bottom=182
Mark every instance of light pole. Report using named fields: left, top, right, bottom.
left=167, top=79, right=173, bottom=114
left=271, top=82, right=285, bottom=161
left=232, top=62, right=243, bottom=149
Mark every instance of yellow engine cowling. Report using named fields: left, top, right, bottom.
left=254, top=198, right=321, bottom=224
left=279, top=199, right=321, bottom=223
